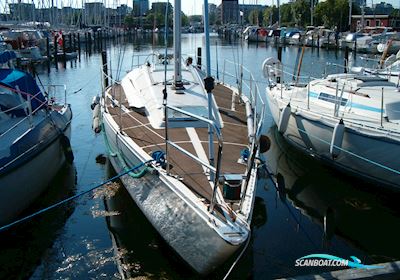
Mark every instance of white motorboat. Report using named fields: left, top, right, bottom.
left=98, top=0, right=266, bottom=275
left=263, top=57, right=400, bottom=189
left=243, top=26, right=268, bottom=42
left=0, top=51, right=73, bottom=226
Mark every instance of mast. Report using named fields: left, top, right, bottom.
left=277, top=0, right=281, bottom=27
left=348, top=0, right=352, bottom=29
left=204, top=0, right=215, bottom=172
left=173, top=0, right=183, bottom=89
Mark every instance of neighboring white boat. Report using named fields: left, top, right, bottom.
left=243, top=26, right=268, bottom=42
left=0, top=52, right=73, bottom=226
left=98, top=0, right=266, bottom=275
left=350, top=51, right=400, bottom=83
left=344, top=27, right=400, bottom=53
left=263, top=57, right=400, bottom=189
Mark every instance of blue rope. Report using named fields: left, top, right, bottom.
left=0, top=160, right=152, bottom=232
left=240, top=148, right=250, bottom=161
left=151, top=150, right=166, bottom=166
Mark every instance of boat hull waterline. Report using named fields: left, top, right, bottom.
left=0, top=110, right=72, bottom=226
left=266, top=92, right=400, bottom=189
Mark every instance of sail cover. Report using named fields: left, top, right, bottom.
left=0, top=51, right=17, bottom=64
left=0, top=68, right=46, bottom=111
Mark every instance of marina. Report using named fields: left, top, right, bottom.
left=0, top=1, right=400, bottom=279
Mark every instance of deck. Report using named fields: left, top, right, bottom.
left=105, top=83, right=249, bottom=201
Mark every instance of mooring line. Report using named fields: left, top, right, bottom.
left=0, top=160, right=151, bottom=232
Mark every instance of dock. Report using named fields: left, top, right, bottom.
left=278, top=260, right=400, bottom=280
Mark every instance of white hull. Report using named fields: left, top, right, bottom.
left=0, top=125, right=71, bottom=225
left=266, top=91, right=400, bottom=189
left=103, top=115, right=244, bottom=274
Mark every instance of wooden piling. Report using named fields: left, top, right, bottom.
left=197, top=47, right=202, bottom=69
left=69, top=33, right=72, bottom=52
left=101, top=51, right=109, bottom=88
left=62, top=34, right=66, bottom=61
left=53, top=35, right=58, bottom=64
left=73, top=33, right=76, bottom=51
left=344, top=46, right=349, bottom=73
left=354, top=37, right=357, bottom=56
left=46, top=36, right=50, bottom=62
left=77, top=33, right=81, bottom=56
left=93, top=31, right=96, bottom=50
left=278, top=46, right=282, bottom=62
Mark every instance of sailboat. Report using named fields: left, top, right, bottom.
left=98, top=0, right=266, bottom=275
left=263, top=57, right=400, bottom=190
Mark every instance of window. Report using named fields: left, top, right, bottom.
left=318, top=92, right=348, bottom=106
left=376, top=20, right=380, bottom=26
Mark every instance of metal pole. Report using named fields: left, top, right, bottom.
left=173, top=0, right=183, bottom=89
left=334, top=82, right=339, bottom=116
left=381, top=87, right=384, bottom=127
left=204, top=0, right=215, bottom=179
left=307, top=78, right=310, bottom=110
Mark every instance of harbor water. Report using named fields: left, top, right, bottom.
left=1, top=33, right=399, bottom=279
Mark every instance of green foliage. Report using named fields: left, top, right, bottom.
left=262, top=6, right=279, bottom=26
left=291, top=0, right=311, bottom=27
left=249, top=10, right=263, bottom=25
left=124, top=15, right=134, bottom=27
left=314, top=0, right=349, bottom=31
left=280, top=3, right=294, bottom=26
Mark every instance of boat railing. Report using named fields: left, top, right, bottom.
left=0, top=90, right=47, bottom=139
left=324, top=62, right=350, bottom=77
left=164, top=104, right=223, bottom=213
left=43, top=84, right=67, bottom=106
left=219, top=59, right=266, bottom=139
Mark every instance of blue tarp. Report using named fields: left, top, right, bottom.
left=0, top=51, right=17, bottom=64
left=0, top=68, right=46, bottom=111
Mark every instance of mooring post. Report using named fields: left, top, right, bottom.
left=62, top=34, right=66, bottom=61
left=69, top=33, right=72, bottom=52
left=344, top=46, right=349, bottom=73
left=93, top=31, right=96, bottom=50
left=46, top=36, right=50, bottom=63
left=197, top=47, right=202, bottom=69
left=77, top=33, right=81, bottom=58
left=53, top=35, right=58, bottom=65
left=101, top=51, right=109, bottom=88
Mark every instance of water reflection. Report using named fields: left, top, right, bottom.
left=0, top=164, right=76, bottom=279
left=265, top=125, right=400, bottom=262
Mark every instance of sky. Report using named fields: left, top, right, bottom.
left=158, top=1, right=269, bottom=15
left=5, top=0, right=399, bottom=16
left=10, top=1, right=272, bottom=16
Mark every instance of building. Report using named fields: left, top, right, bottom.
left=117, top=4, right=131, bottom=16
left=372, top=2, right=393, bottom=15
left=351, top=14, right=389, bottom=31
left=133, top=0, right=149, bottom=17
left=151, top=2, right=173, bottom=15
left=9, top=2, right=35, bottom=21
left=84, top=2, right=105, bottom=25
left=221, top=0, right=239, bottom=24
left=239, top=4, right=265, bottom=24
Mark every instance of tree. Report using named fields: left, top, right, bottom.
left=314, top=0, right=349, bottom=31
left=292, top=0, right=311, bottom=27
left=182, top=12, right=189, bottom=26
left=248, top=10, right=259, bottom=25
left=262, top=6, right=279, bottom=26
left=280, top=4, right=294, bottom=26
